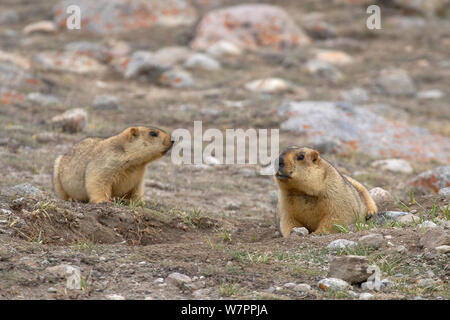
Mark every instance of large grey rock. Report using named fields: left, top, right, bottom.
left=191, top=4, right=310, bottom=51
left=278, top=101, right=450, bottom=163
left=53, top=0, right=197, bottom=34
left=328, top=255, right=372, bottom=284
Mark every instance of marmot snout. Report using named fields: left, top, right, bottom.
left=275, top=146, right=378, bottom=236
left=53, top=126, right=173, bottom=203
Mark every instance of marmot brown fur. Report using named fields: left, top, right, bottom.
left=274, top=146, right=377, bottom=236
left=53, top=126, right=173, bottom=203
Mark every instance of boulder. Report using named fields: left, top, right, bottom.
left=328, top=255, right=372, bottom=284
left=278, top=101, right=450, bottom=163
left=53, top=0, right=197, bottom=34
left=191, top=4, right=310, bottom=51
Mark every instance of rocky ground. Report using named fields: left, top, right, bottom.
left=0, top=0, right=449, bottom=300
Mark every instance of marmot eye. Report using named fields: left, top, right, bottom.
left=297, top=154, right=304, bottom=161
left=149, top=131, right=158, bottom=137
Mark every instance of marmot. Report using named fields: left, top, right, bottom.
left=53, top=126, right=173, bottom=203
left=274, top=146, right=377, bottom=236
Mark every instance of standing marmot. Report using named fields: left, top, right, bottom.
left=53, top=126, right=173, bottom=203
left=274, top=146, right=377, bottom=236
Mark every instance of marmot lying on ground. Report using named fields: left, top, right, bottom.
left=53, top=126, right=173, bottom=203
left=274, top=146, right=377, bottom=236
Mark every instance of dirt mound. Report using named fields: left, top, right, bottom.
left=1, top=195, right=220, bottom=246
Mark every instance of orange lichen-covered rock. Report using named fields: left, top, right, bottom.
left=191, top=4, right=311, bottom=51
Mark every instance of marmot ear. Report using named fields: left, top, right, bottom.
left=128, top=127, right=139, bottom=140
left=311, top=150, right=320, bottom=164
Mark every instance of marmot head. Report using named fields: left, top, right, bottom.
left=274, top=146, right=326, bottom=196
left=123, top=126, right=173, bottom=163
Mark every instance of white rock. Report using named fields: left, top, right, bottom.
left=283, top=282, right=296, bottom=289
left=245, top=78, right=294, bottom=94
left=438, top=187, right=450, bottom=197
left=359, top=292, right=374, bottom=300
left=259, top=163, right=276, bottom=176
left=327, top=239, right=357, bottom=251
left=153, top=277, right=164, bottom=284
left=315, top=50, right=354, bottom=66
left=106, top=294, right=125, bottom=300
left=371, top=159, right=413, bottom=174
left=184, top=53, right=221, bottom=70
left=291, top=227, right=309, bottom=236
left=24, top=20, right=56, bottom=34
left=435, top=245, right=450, bottom=254
left=417, top=89, right=445, bottom=100
left=206, top=40, right=242, bottom=57
left=318, top=278, right=350, bottom=291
